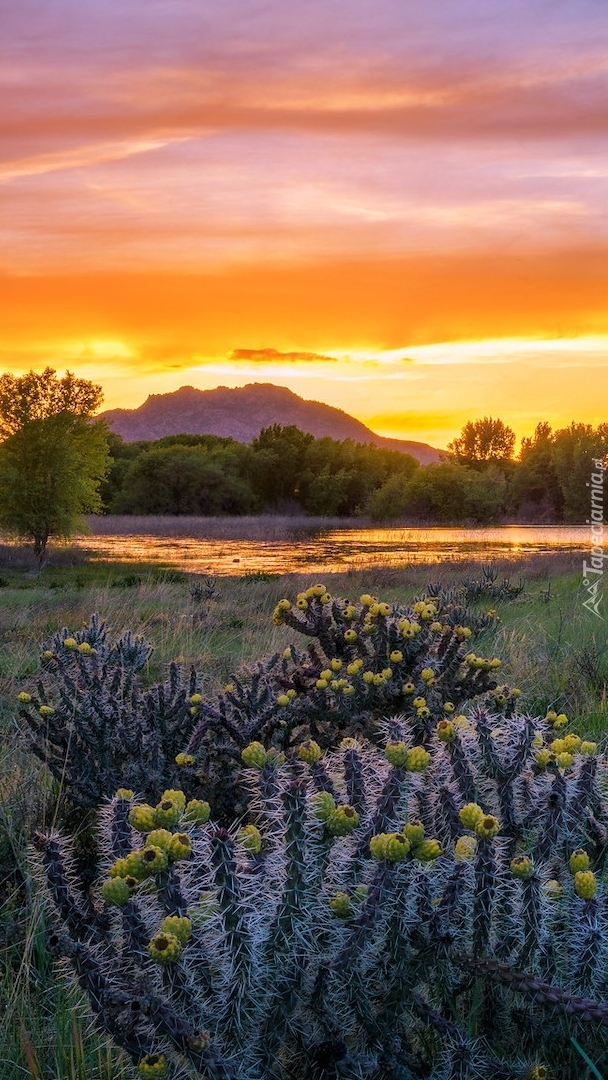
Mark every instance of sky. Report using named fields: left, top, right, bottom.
left=1, top=0, right=607, bottom=449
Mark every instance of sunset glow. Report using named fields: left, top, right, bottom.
left=2, top=0, right=607, bottom=447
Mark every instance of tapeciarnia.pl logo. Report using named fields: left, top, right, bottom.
left=582, top=459, right=606, bottom=618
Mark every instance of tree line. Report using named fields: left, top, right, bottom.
left=102, top=415, right=608, bottom=524
left=0, top=370, right=606, bottom=562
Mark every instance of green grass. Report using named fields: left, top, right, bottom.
left=0, top=547, right=606, bottom=1078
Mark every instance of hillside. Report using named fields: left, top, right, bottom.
left=100, top=383, right=440, bottom=464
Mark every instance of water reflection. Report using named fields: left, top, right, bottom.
left=75, top=525, right=589, bottom=576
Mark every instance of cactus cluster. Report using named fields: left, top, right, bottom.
left=186, top=585, right=515, bottom=820
left=19, top=615, right=202, bottom=806
left=38, top=698, right=608, bottom=1079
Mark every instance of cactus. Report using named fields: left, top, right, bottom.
left=19, top=615, right=202, bottom=807
left=37, top=707, right=608, bottom=1079
left=185, top=585, right=516, bottom=820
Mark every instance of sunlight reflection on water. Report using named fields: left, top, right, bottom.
left=75, top=525, right=589, bottom=576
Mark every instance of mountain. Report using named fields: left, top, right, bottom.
left=99, top=383, right=441, bottom=464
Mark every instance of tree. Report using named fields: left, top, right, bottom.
left=0, top=368, right=109, bottom=563
left=447, top=417, right=516, bottom=468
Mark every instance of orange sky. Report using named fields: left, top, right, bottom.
left=2, top=0, right=607, bottom=447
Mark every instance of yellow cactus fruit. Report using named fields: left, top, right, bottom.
left=298, top=739, right=322, bottom=764
left=344, top=629, right=358, bottom=643
left=402, top=682, right=415, bottom=694
left=413, top=839, right=442, bottom=862
left=17, top=692, right=32, bottom=703
left=436, top=720, right=455, bottom=743
left=101, top=878, right=131, bottom=906
left=139, top=845, right=169, bottom=876
left=329, top=659, right=342, bottom=672
left=42, top=650, right=54, bottom=661
left=109, top=857, right=130, bottom=879
left=555, top=752, right=574, bottom=770
left=405, top=747, right=431, bottom=772
left=543, top=879, right=563, bottom=899
left=326, top=805, right=359, bottom=836
left=321, top=592, right=332, bottom=603
left=381, top=668, right=393, bottom=679
left=38, top=705, right=55, bottom=717
left=183, top=799, right=210, bottom=825
left=475, top=815, right=500, bottom=840
left=372, top=673, right=385, bottom=686
left=454, top=835, right=477, bottom=861
left=316, top=679, right=329, bottom=690
left=330, top=891, right=353, bottom=917
left=385, top=741, right=409, bottom=767
left=404, top=821, right=425, bottom=846
left=580, top=741, right=598, bottom=756
left=454, top=715, right=470, bottom=729
left=176, top=752, right=196, bottom=767
left=369, top=833, right=390, bottom=860
left=574, top=870, right=597, bottom=900
left=241, top=742, right=268, bottom=768
left=359, top=593, right=376, bottom=606
left=400, top=621, right=420, bottom=639
left=167, top=833, right=193, bottom=861
left=383, top=833, right=411, bottom=862
left=360, top=670, right=374, bottom=685
left=431, top=621, right=443, bottom=632
left=421, top=667, right=434, bottom=683
left=443, top=702, right=455, bottom=713
left=390, top=650, right=403, bottom=663
left=353, top=884, right=369, bottom=903
left=124, top=851, right=149, bottom=881
left=128, top=804, right=158, bottom=832
left=531, top=732, right=544, bottom=749
left=534, top=749, right=552, bottom=769
left=78, top=641, right=93, bottom=655
left=347, top=659, right=363, bottom=675
left=295, top=597, right=308, bottom=610
left=138, top=1054, right=169, bottom=1079
left=115, top=788, right=134, bottom=801
left=510, top=855, right=535, bottom=880
left=311, top=791, right=336, bottom=822
left=569, top=849, right=591, bottom=874
left=459, top=803, right=484, bottom=830
left=417, top=706, right=431, bottom=720
left=148, top=932, right=182, bottom=965
left=145, top=829, right=173, bottom=852
left=340, top=737, right=359, bottom=750
left=413, top=696, right=426, bottom=708
left=237, top=824, right=263, bottom=854
left=563, top=733, right=581, bottom=751
left=550, top=738, right=566, bottom=755
left=160, top=915, right=192, bottom=944
left=523, top=1067, right=548, bottom=1080
left=153, top=795, right=183, bottom=829
left=63, top=637, right=78, bottom=650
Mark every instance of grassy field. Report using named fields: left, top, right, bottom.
left=0, top=544, right=606, bottom=1078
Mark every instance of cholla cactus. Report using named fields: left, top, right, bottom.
left=38, top=710, right=608, bottom=1079
left=187, top=585, right=516, bottom=820
left=19, top=615, right=202, bottom=807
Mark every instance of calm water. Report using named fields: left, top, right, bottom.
left=75, top=524, right=590, bottom=576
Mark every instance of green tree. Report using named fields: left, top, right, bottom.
left=447, top=417, right=516, bottom=469
left=0, top=368, right=109, bottom=563
left=113, top=444, right=255, bottom=515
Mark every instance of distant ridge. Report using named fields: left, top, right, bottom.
left=100, top=383, right=441, bottom=464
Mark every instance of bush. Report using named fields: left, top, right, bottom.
left=37, top=706, right=608, bottom=1079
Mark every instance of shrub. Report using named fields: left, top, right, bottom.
left=37, top=707, right=608, bottom=1079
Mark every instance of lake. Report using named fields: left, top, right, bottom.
left=77, top=520, right=590, bottom=576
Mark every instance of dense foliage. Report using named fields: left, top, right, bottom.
left=100, top=419, right=608, bottom=523
left=0, top=368, right=109, bottom=561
